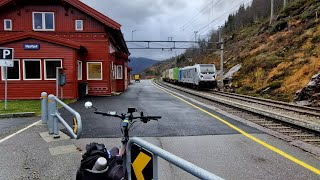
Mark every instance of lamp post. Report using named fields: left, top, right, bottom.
left=131, top=30, right=137, bottom=41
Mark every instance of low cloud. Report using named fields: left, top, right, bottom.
left=81, top=0, right=248, bottom=60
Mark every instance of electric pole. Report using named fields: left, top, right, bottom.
left=194, top=31, right=198, bottom=42
left=194, top=31, right=198, bottom=49
left=175, top=51, right=177, bottom=67
left=132, top=30, right=137, bottom=41
left=283, top=0, right=287, bottom=9
left=219, top=27, right=224, bottom=82
left=270, top=0, right=274, bottom=25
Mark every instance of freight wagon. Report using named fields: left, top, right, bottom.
left=163, top=64, right=217, bottom=89
left=168, top=67, right=179, bottom=83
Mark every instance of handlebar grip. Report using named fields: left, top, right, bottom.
left=94, top=111, right=110, bottom=116
left=147, top=116, right=162, bottom=119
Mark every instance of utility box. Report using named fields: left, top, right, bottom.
left=59, top=73, right=66, bottom=86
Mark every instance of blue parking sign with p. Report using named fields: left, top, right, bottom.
left=0, top=48, right=14, bottom=67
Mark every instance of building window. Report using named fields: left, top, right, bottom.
left=116, top=65, right=123, bottom=79
left=33, top=12, right=54, bottom=31
left=87, top=62, right=102, bottom=80
left=1, top=60, right=20, bottom=80
left=78, top=61, right=82, bottom=80
left=75, top=20, right=83, bottom=31
left=44, top=59, right=62, bottom=80
left=4, top=19, right=12, bottom=31
left=23, top=59, right=41, bottom=80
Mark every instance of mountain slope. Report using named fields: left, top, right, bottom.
left=129, top=57, right=159, bottom=75
left=143, top=0, right=320, bottom=102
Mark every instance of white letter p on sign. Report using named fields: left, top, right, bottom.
left=3, top=50, right=10, bottom=59
left=3, top=49, right=11, bottom=59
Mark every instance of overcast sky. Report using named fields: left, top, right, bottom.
left=80, top=0, right=251, bottom=60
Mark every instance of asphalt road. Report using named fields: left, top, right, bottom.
left=0, top=117, right=38, bottom=139
left=0, top=80, right=319, bottom=179
left=61, top=80, right=261, bottom=138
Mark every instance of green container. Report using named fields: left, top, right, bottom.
left=173, top=67, right=179, bottom=81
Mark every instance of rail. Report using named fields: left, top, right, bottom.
left=126, top=137, right=224, bottom=180
left=41, top=92, right=82, bottom=139
left=156, top=80, right=320, bottom=133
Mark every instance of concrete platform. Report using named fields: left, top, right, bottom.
left=0, top=80, right=319, bottom=179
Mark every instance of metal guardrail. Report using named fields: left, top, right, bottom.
left=126, top=137, right=224, bottom=180
left=41, top=92, right=82, bottom=139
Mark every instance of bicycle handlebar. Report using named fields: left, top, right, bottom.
left=145, top=116, right=162, bottom=120
left=94, top=111, right=161, bottom=122
left=94, top=111, right=122, bottom=118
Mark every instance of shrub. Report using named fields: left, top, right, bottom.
left=271, top=21, right=288, bottom=33
left=311, top=35, right=320, bottom=43
left=268, top=81, right=282, bottom=89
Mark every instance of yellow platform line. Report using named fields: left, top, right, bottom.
left=152, top=82, right=320, bottom=175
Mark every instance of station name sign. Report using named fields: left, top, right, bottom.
left=0, top=48, right=14, bottom=67
left=24, top=43, right=40, bottom=50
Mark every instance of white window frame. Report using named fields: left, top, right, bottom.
left=1, top=59, right=20, bottom=80
left=116, top=65, right=123, bottom=79
left=77, top=60, right=82, bottom=80
left=75, top=20, right=83, bottom=31
left=44, top=59, right=62, bottom=80
left=4, top=19, right=12, bottom=31
left=32, top=12, right=55, bottom=31
left=23, top=59, right=42, bottom=80
left=87, top=62, right=103, bottom=80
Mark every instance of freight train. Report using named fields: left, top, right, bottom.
left=162, top=64, right=217, bottom=89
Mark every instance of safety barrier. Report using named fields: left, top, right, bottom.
left=126, top=137, right=224, bottom=180
left=40, top=92, right=82, bottom=139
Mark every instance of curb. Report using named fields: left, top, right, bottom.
left=157, top=81, right=320, bottom=133
left=111, top=92, right=122, bottom=96
left=0, top=112, right=36, bottom=119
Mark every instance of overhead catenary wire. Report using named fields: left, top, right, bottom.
left=184, top=0, right=253, bottom=41
left=178, top=0, right=223, bottom=31
left=198, top=0, right=252, bottom=32
left=171, top=0, right=222, bottom=38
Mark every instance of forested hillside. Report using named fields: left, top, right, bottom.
left=143, top=0, right=320, bottom=102
left=129, top=57, right=158, bottom=75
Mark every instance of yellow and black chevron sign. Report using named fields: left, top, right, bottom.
left=131, top=144, right=153, bottom=180
left=73, top=117, right=78, bottom=134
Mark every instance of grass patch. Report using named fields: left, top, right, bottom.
left=0, top=99, right=76, bottom=116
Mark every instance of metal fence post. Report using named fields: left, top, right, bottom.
left=53, top=113, right=60, bottom=139
left=52, top=99, right=60, bottom=139
left=153, top=155, right=158, bottom=180
left=41, top=92, right=48, bottom=124
left=48, top=94, right=55, bottom=134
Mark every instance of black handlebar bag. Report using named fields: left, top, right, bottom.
left=76, top=143, right=125, bottom=180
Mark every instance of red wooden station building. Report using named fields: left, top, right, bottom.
left=0, top=0, right=130, bottom=99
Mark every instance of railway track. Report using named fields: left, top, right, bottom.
left=154, top=80, right=320, bottom=151
left=211, top=91, right=320, bottom=116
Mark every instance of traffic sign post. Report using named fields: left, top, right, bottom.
left=0, top=48, right=14, bottom=110
left=131, top=143, right=153, bottom=180
left=4, top=67, right=7, bottom=110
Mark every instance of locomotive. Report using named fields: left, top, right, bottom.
left=162, top=64, right=217, bottom=89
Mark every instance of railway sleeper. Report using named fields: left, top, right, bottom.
left=250, top=120, right=270, bottom=123
left=302, top=139, right=320, bottom=142
left=290, top=134, right=315, bottom=138
left=261, top=123, right=283, bottom=126
left=269, top=127, right=292, bottom=129
left=278, top=130, right=302, bottom=133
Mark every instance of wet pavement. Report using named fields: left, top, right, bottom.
left=60, top=80, right=261, bottom=138
left=0, top=117, right=38, bottom=139
left=0, top=80, right=319, bottom=179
